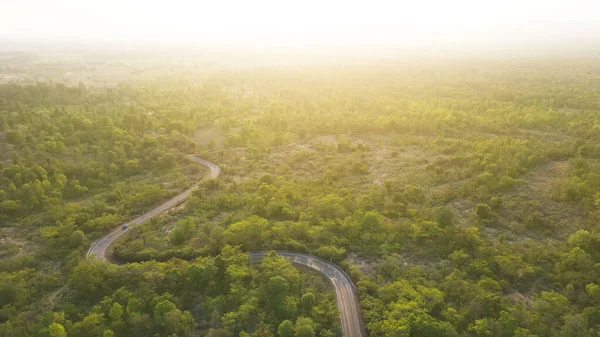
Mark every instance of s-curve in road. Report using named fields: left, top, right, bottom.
left=87, top=155, right=220, bottom=261
left=88, top=156, right=366, bottom=337
left=250, top=251, right=367, bottom=337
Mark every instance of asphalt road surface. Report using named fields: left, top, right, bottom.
left=250, top=251, right=367, bottom=337
left=87, top=156, right=220, bottom=259
left=87, top=156, right=366, bottom=337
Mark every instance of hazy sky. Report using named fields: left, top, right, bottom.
left=2, top=0, right=599, bottom=51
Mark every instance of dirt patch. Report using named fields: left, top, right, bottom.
left=346, top=253, right=379, bottom=275
left=524, top=161, right=569, bottom=197
left=446, top=198, right=475, bottom=225
left=0, top=226, right=30, bottom=257
left=502, top=160, right=586, bottom=237
left=311, top=135, right=337, bottom=146
left=194, top=127, right=242, bottom=149
left=193, top=128, right=226, bottom=145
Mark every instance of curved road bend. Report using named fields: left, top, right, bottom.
left=249, top=251, right=366, bottom=337
left=87, top=157, right=366, bottom=337
left=87, top=156, right=220, bottom=259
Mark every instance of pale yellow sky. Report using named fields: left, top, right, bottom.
left=1, top=0, right=599, bottom=50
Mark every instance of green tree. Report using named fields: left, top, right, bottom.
left=69, top=230, right=87, bottom=248
left=109, top=302, right=124, bottom=322
left=295, top=326, right=315, bottom=337
left=560, top=314, right=590, bottom=337
left=300, top=293, right=315, bottom=315
left=435, top=206, right=454, bottom=227
left=266, top=276, right=290, bottom=315
left=70, top=313, right=106, bottom=337
left=410, top=311, right=458, bottom=337
left=48, top=323, right=67, bottom=337
left=224, top=216, right=269, bottom=250
left=361, top=211, right=382, bottom=231
left=278, top=320, right=294, bottom=337
left=153, top=299, right=195, bottom=336
left=475, top=203, right=492, bottom=220
left=0, top=200, right=20, bottom=216
left=159, top=153, right=177, bottom=170
left=513, top=328, right=537, bottom=337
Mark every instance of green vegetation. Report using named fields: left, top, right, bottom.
left=3, top=59, right=600, bottom=336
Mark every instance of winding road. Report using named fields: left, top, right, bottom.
left=87, top=156, right=366, bottom=337
left=250, top=252, right=366, bottom=337
left=87, top=157, right=220, bottom=260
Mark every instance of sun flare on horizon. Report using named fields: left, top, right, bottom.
left=2, top=0, right=600, bottom=53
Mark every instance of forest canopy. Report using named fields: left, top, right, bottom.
left=2, top=58, right=600, bottom=336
